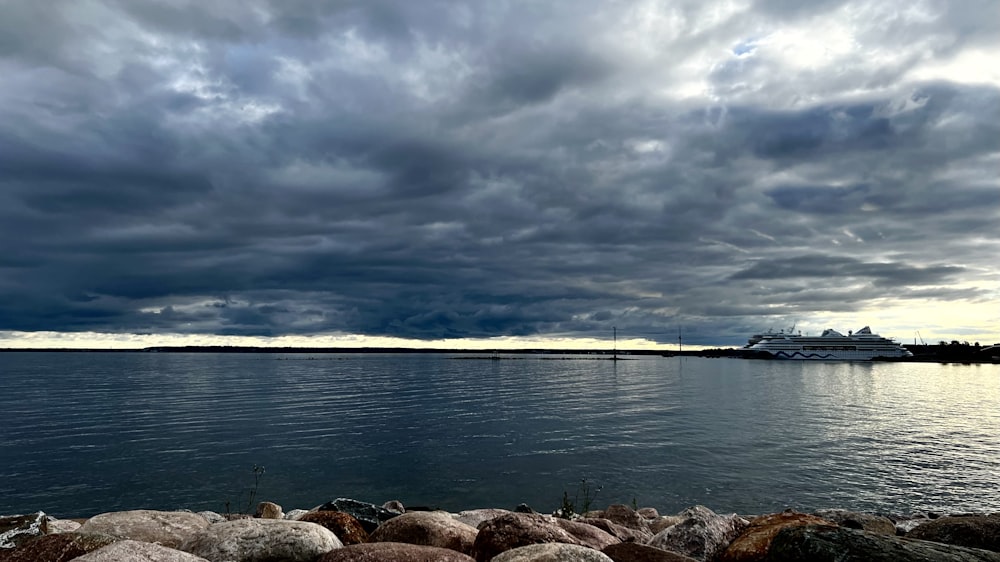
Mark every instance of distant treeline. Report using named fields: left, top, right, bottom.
left=2, top=342, right=997, bottom=363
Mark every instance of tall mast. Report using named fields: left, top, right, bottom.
left=613, top=326, right=617, bottom=361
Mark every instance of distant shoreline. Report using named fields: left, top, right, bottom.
left=1, top=345, right=997, bottom=363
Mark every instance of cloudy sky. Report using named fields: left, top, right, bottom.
left=1, top=0, right=998, bottom=349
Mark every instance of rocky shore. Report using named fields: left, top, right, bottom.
left=3, top=499, right=999, bottom=561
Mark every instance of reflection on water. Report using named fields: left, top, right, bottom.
left=0, top=353, right=998, bottom=517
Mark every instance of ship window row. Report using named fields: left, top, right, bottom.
left=803, top=345, right=858, bottom=351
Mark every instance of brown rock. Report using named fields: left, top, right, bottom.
left=0, top=512, right=48, bottom=548
left=717, top=511, right=837, bottom=562
left=298, top=511, right=371, bottom=545
left=578, top=518, right=651, bottom=543
left=638, top=508, right=661, bottom=520
left=649, top=515, right=684, bottom=535
left=370, top=511, right=478, bottom=555
left=255, top=501, right=283, bottom=520
left=603, top=504, right=646, bottom=530
left=72, top=539, right=209, bottom=561
left=0, top=532, right=118, bottom=562
left=906, top=515, right=1000, bottom=552
left=471, top=512, right=584, bottom=562
left=766, top=524, right=1000, bottom=561
left=812, top=509, right=896, bottom=535
left=603, top=542, right=700, bottom=562
left=317, top=541, right=475, bottom=561
left=552, top=517, right=620, bottom=550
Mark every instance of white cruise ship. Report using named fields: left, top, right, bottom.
left=745, top=326, right=913, bottom=360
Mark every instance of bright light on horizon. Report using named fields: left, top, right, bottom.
left=0, top=331, right=711, bottom=351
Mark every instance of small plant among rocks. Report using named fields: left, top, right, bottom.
left=224, top=464, right=266, bottom=517
left=555, top=478, right=603, bottom=519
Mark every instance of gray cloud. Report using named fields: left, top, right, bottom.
left=1, top=0, right=998, bottom=347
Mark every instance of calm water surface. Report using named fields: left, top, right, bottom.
left=1, top=352, right=998, bottom=517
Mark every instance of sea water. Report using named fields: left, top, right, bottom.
left=1, top=352, right=998, bottom=517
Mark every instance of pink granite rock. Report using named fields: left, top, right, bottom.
left=370, top=511, right=478, bottom=555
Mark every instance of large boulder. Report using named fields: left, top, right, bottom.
left=647, top=506, right=748, bottom=561
left=77, top=510, right=210, bottom=549
left=369, top=511, right=478, bottom=555
left=603, top=542, right=700, bottom=561
left=298, top=511, right=370, bottom=545
left=471, top=512, right=584, bottom=562
left=906, top=515, right=1000, bottom=552
left=180, top=518, right=342, bottom=562
left=0, top=512, right=48, bottom=548
left=0, top=532, right=118, bottom=562
left=316, top=499, right=399, bottom=534
left=73, top=539, right=209, bottom=561
left=812, top=509, right=896, bottom=535
left=490, top=542, right=614, bottom=562
left=717, top=511, right=836, bottom=562
left=765, top=524, right=1000, bottom=561
left=317, top=541, right=475, bottom=561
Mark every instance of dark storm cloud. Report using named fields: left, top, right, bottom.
left=1, top=0, right=998, bottom=346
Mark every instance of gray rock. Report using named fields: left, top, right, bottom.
left=317, top=541, right=476, bottom=561
left=906, top=515, right=1000, bottom=552
left=647, top=506, right=748, bottom=561
left=765, top=524, right=1000, bottom=561
left=284, top=509, right=309, bottom=521
left=369, top=511, right=477, bottom=555
left=453, top=509, right=511, bottom=529
left=812, top=509, right=896, bottom=535
left=41, top=518, right=82, bottom=535
left=77, top=510, right=210, bottom=549
left=0, top=511, right=48, bottom=548
left=180, top=518, right=342, bottom=562
left=491, top=542, right=614, bottom=562
left=73, top=539, right=210, bottom=561
left=381, top=500, right=406, bottom=514
left=896, top=517, right=930, bottom=535
left=197, top=512, right=227, bottom=525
